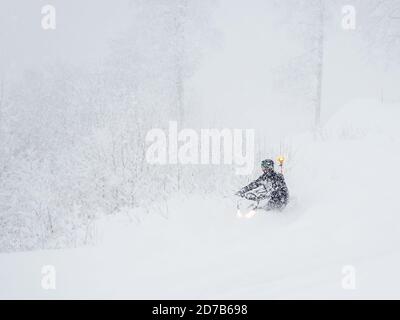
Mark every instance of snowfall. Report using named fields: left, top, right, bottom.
left=1, top=99, right=400, bottom=299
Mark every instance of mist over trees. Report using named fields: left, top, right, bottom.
left=364, top=0, right=400, bottom=65
left=0, top=0, right=217, bottom=251
left=273, top=0, right=400, bottom=128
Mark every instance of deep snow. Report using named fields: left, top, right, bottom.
left=1, top=100, right=400, bottom=299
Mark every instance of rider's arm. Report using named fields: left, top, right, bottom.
left=239, top=176, right=262, bottom=194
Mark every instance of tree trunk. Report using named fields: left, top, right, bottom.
left=315, top=0, right=325, bottom=130
left=175, top=0, right=186, bottom=191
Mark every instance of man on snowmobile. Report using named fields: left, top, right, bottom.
left=236, top=159, right=289, bottom=211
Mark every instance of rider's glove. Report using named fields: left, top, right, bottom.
left=245, top=193, right=256, bottom=201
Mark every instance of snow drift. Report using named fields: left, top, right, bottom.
left=1, top=99, right=400, bottom=299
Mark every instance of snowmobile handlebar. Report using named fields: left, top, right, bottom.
left=244, top=192, right=258, bottom=201
left=235, top=192, right=258, bottom=201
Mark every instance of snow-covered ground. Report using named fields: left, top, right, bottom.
left=1, top=100, right=400, bottom=299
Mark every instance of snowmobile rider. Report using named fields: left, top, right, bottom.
left=236, top=159, right=289, bottom=211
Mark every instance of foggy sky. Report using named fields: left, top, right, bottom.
left=1, top=0, right=398, bottom=131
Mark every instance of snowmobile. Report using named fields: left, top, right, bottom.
left=235, top=185, right=270, bottom=218
left=235, top=157, right=289, bottom=218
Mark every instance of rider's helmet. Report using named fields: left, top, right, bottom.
left=261, top=159, right=274, bottom=172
